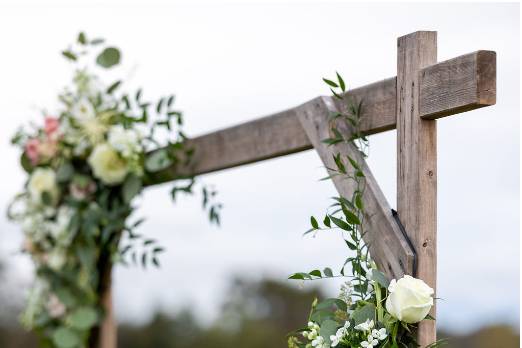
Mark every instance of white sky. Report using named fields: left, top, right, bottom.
left=0, top=1, right=519, bottom=334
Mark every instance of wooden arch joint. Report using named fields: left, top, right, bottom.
left=297, top=96, right=416, bottom=280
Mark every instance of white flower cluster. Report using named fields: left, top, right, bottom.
left=354, top=320, right=387, bottom=348
left=338, top=280, right=353, bottom=306
left=303, top=322, right=329, bottom=348
left=330, top=321, right=350, bottom=347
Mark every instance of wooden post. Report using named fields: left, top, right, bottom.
left=396, top=31, right=438, bottom=345
left=88, top=258, right=117, bottom=348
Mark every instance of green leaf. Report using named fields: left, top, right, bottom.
left=309, top=269, right=322, bottom=277
left=350, top=303, right=376, bottom=325
left=20, top=153, right=33, bottom=173
left=320, top=319, right=340, bottom=345
left=323, top=267, right=333, bottom=277
left=56, top=162, right=74, bottom=183
left=323, top=215, right=331, bottom=227
left=345, top=210, right=361, bottom=225
left=96, top=47, right=121, bottom=68
left=152, top=257, right=160, bottom=267
left=289, top=272, right=311, bottom=280
left=52, top=327, right=81, bottom=348
left=122, top=174, right=142, bottom=203
left=323, top=78, right=338, bottom=88
left=77, top=32, right=87, bottom=45
left=347, top=156, right=360, bottom=170
left=315, top=298, right=347, bottom=312
left=345, top=239, right=357, bottom=250
left=145, top=149, right=173, bottom=172
left=336, top=72, right=346, bottom=92
left=310, top=309, right=335, bottom=324
left=68, top=306, right=98, bottom=330
left=90, top=38, right=105, bottom=45
left=330, top=216, right=352, bottom=231
left=62, top=50, right=77, bottom=61
left=310, top=216, right=319, bottom=229
left=370, top=269, right=390, bottom=288
left=106, top=80, right=122, bottom=94
left=355, top=193, right=364, bottom=210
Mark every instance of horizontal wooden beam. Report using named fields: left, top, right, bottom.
left=146, top=50, right=495, bottom=185
left=420, top=50, right=496, bottom=119
left=298, top=97, right=415, bottom=279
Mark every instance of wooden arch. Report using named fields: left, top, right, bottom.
left=94, top=31, right=496, bottom=347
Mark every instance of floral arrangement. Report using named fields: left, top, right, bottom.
left=287, top=74, right=442, bottom=348
left=7, top=33, right=220, bottom=348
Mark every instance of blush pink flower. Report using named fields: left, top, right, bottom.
left=38, top=139, right=58, bottom=159
left=25, top=138, right=41, bottom=165
left=44, top=117, right=60, bottom=136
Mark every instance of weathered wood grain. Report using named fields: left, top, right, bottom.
left=298, top=96, right=415, bottom=280
left=146, top=50, right=495, bottom=186
left=420, top=50, right=496, bottom=119
left=397, top=31, right=438, bottom=346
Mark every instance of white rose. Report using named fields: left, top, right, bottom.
left=88, top=143, right=128, bottom=185
left=28, top=168, right=59, bottom=205
left=108, top=125, right=142, bottom=158
left=385, top=275, right=434, bottom=324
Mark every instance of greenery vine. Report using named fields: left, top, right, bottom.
left=288, top=73, right=440, bottom=348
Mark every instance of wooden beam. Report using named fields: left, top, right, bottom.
left=298, top=96, right=415, bottom=280
left=397, top=31, right=438, bottom=346
left=420, top=50, right=496, bottom=119
left=146, top=50, right=495, bottom=186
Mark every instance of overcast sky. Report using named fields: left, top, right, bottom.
left=0, top=1, right=519, bottom=334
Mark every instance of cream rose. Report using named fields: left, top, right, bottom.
left=88, top=143, right=128, bottom=185
left=28, top=168, right=59, bottom=204
left=385, top=275, right=434, bottom=323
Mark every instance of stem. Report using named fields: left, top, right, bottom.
left=374, top=279, right=384, bottom=322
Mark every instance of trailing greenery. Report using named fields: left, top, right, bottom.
left=288, top=74, right=440, bottom=348
left=7, top=32, right=221, bottom=348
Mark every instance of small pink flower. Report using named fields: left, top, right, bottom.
left=25, top=138, right=41, bottom=165
left=69, top=180, right=96, bottom=200
left=44, top=117, right=60, bottom=136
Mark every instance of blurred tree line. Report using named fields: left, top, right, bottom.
left=0, top=259, right=519, bottom=348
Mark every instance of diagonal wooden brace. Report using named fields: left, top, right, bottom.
left=298, top=96, right=416, bottom=280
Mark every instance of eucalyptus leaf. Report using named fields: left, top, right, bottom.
left=145, top=149, right=173, bottom=172
left=350, top=303, right=376, bottom=325
left=56, top=162, right=74, bottom=183
left=52, top=327, right=81, bottom=348
left=96, top=47, right=121, bottom=68
left=122, top=174, right=142, bottom=203
left=323, top=267, right=333, bottom=277
left=68, top=306, right=98, bottom=330
left=320, top=319, right=340, bottom=345
left=369, top=269, right=390, bottom=288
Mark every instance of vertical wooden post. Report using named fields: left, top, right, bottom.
left=89, top=260, right=117, bottom=348
left=396, top=31, right=437, bottom=346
